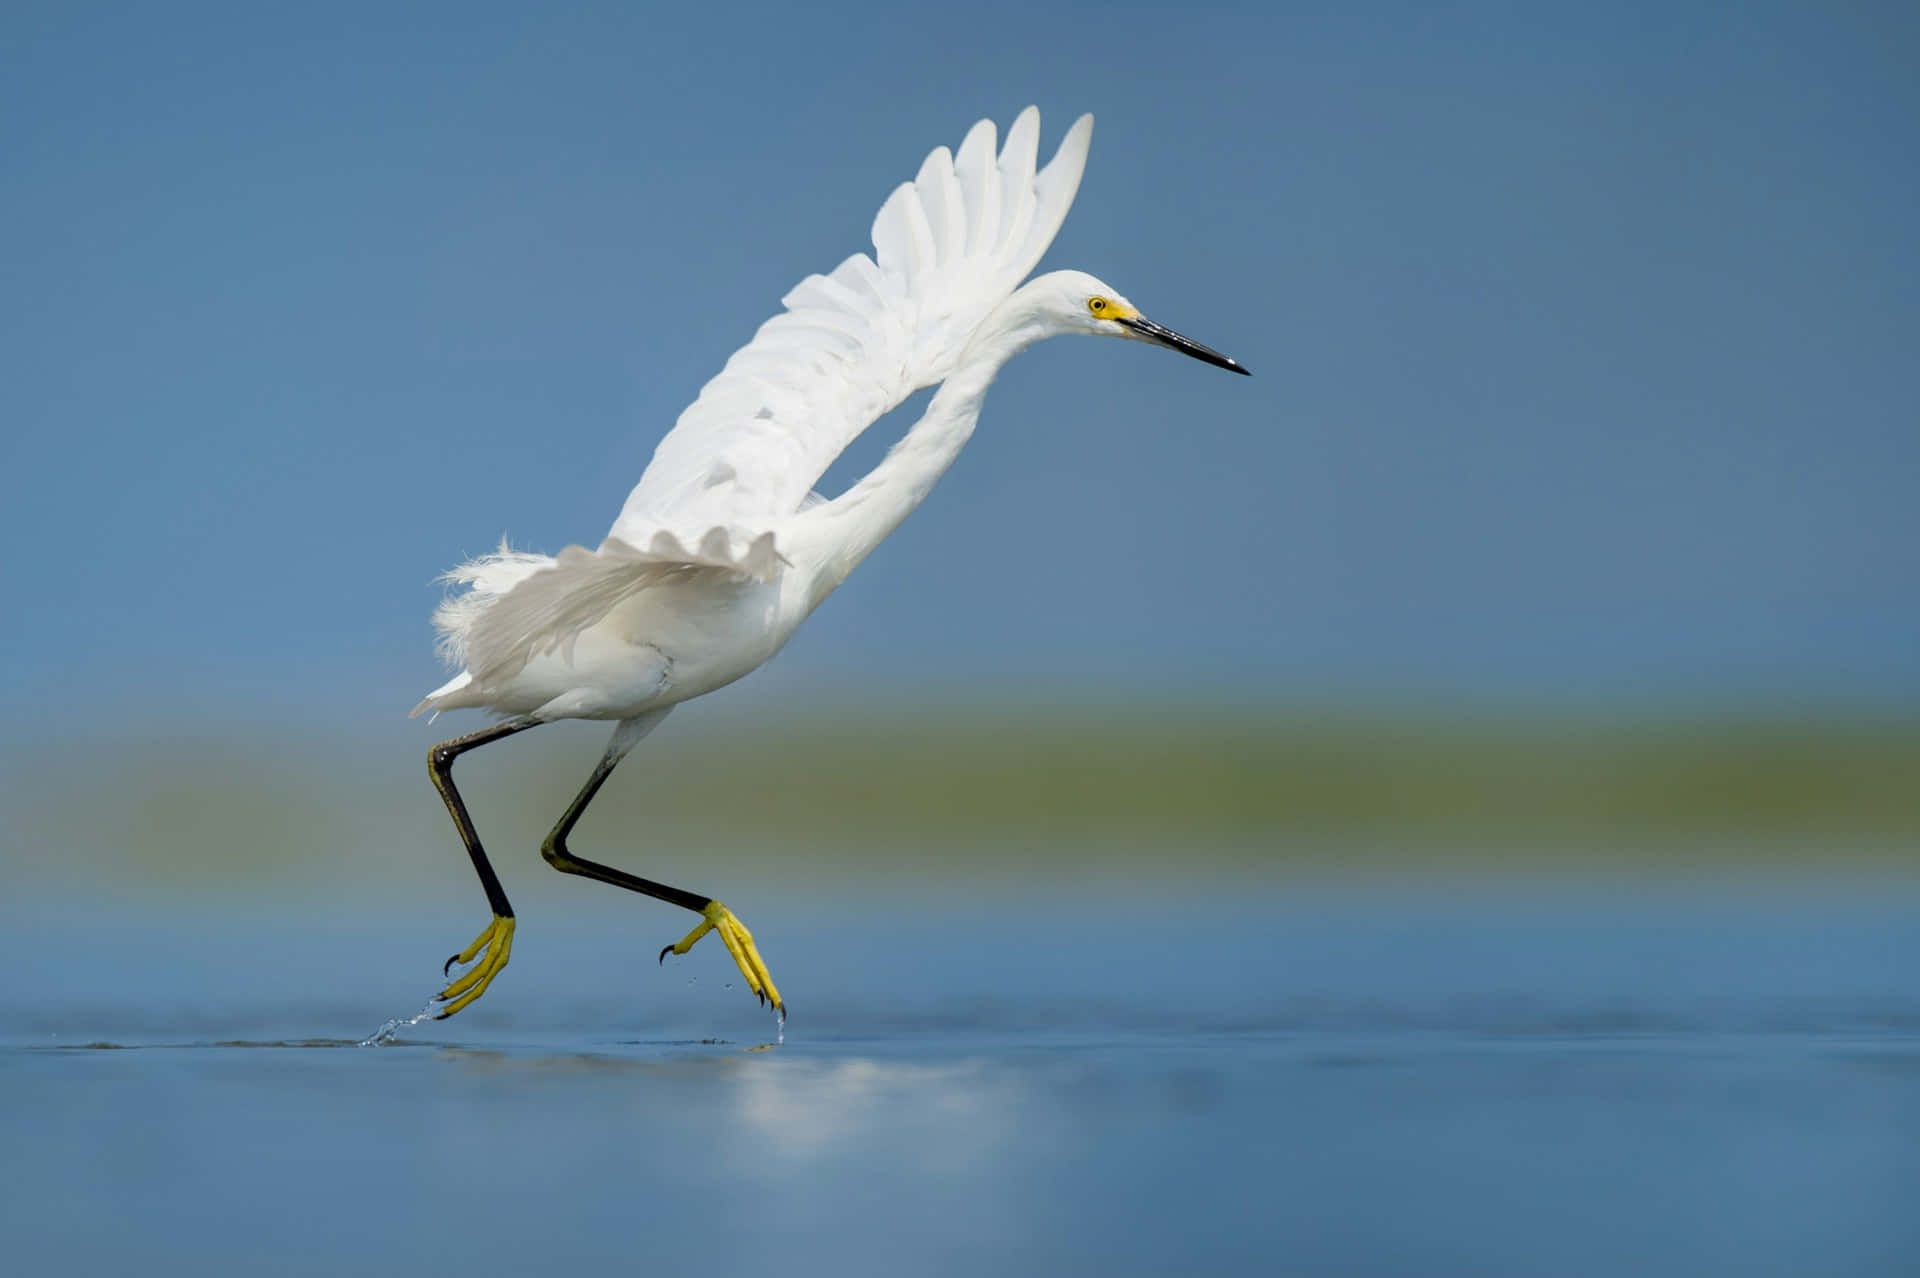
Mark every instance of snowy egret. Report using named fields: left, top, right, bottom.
left=411, top=107, right=1248, bottom=1021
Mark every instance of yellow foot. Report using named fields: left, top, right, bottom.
left=433, top=914, right=515, bottom=1019
left=658, top=900, right=784, bottom=1015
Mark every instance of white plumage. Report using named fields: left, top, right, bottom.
left=404, top=106, right=1247, bottom=1026
left=416, top=105, right=1243, bottom=729
left=617, top=109, right=1091, bottom=538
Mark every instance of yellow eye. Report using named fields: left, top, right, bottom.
left=1088, top=297, right=1108, bottom=315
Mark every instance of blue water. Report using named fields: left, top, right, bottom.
left=3, top=888, right=1917, bottom=1274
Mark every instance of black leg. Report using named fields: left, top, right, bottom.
left=428, top=716, right=540, bottom=925
left=539, top=750, right=712, bottom=914
left=538, top=731, right=785, bottom=1013
left=423, top=719, right=541, bottom=1016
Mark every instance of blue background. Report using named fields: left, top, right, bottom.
left=6, top=0, right=1915, bottom=735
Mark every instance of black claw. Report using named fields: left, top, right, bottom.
left=658, top=944, right=674, bottom=965
left=443, top=953, right=459, bottom=977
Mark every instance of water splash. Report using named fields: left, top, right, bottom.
left=358, top=999, right=439, bottom=1047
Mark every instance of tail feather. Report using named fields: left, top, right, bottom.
left=429, top=541, right=557, bottom=669
left=426, top=529, right=782, bottom=699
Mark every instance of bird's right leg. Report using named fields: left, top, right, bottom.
left=539, top=719, right=784, bottom=1014
left=425, top=716, right=541, bottom=1018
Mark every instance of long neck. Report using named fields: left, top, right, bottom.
left=794, top=298, right=1047, bottom=602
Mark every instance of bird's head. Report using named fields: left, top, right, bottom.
left=1028, top=269, right=1249, bottom=375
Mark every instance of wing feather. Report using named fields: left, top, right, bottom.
left=955, top=117, right=1000, bottom=257
left=434, top=110, right=1094, bottom=693
left=916, top=146, right=966, bottom=264
left=996, top=107, right=1040, bottom=251
left=611, top=108, right=1094, bottom=546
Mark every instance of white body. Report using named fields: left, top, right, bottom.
left=415, top=109, right=1204, bottom=730
left=437, top=572, right=800, bottom=721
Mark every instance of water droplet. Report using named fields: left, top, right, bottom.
left=359, top=999, right=438, bottom=1047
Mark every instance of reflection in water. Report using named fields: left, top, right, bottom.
left=730, top=1058, right=1023, bottom=1168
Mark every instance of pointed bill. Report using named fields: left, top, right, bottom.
left=1117, top=315, right=1250, bottom=375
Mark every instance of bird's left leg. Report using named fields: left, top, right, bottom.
left=538, top=715, right=784, bottom=1014
left=425, top=716, right=541, bottom=1018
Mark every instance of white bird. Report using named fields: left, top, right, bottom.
left=411, top=107, right=1248, bottom=1021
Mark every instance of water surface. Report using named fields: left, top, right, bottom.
left=3, top=889, right=1916, bottom=1274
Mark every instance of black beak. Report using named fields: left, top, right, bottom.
left=1117, top=315, right=1250, bottom=375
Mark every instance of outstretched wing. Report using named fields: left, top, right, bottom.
left=610, top=106, right=1094, bottom=547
